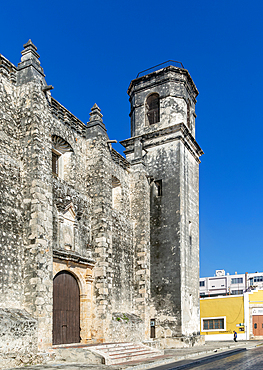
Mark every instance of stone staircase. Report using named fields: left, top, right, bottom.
left=87, top=342, right=164, bottom=365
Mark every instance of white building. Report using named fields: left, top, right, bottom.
left=200, top=270, right=263, bottom=297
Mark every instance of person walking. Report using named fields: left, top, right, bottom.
left=233, top=331, right=237, bottom=342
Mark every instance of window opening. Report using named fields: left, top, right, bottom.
left=52, top=151, right=60, bottom=175
left=200, top=281, right=205, bottom=287
left=52, top=135, right=73, bottom=179
left=146, top=93, right=160, bottom=125
left=253, top=276, right=263, bottom=282
left=154, top=180, right=162, bottom=196
left=231, top=278, right=243, bottom=284
left=203, top=319, right=224, bottom=330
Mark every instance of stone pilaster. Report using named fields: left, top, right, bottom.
left=18, top=81, right=53, bottom=349
left=130, top=159, right=151, bottom=338
left=86, top=105, right=113, bottom=342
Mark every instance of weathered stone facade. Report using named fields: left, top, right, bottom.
left=0, top=42, right=203, bottom=365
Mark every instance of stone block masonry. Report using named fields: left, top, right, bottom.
left=0, top=42, right=203, bottom=366
left=0, top=308, right=40, bottom=368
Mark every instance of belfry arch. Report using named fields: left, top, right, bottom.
left=145, top=93, right=160, bottom=125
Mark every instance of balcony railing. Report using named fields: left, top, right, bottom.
left=136, top=60, right=185, bottom=78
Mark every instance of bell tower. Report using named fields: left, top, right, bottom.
left=121, top=61, right=203, bottom=345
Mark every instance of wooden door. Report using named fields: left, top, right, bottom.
left=253, top=315, right=263, bottom=336
left=53, top=271, right=80, bottom=345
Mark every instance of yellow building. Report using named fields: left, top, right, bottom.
left=245, top=289, right=263, bottom=339
left=200, top=288, right=263, bottom=340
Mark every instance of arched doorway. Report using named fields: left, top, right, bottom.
left=53, top=271, right=80, bottom=345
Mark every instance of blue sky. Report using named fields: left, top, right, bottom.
left=1, top=0, right=263, bottom=277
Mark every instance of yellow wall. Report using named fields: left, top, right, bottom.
left=248, top=290, right=263, bottom=305
left=200, top=296, right=244, bottom=336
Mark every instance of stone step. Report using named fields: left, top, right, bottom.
left=92, top=344, right=149, bottom=354
left=87, top=342, right=164, bottom=365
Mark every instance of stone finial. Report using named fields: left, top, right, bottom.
left=17, top=40, right=46, bottom=84
left=86, top=103, right=107, bottom=136
left=21, top=39, right=40, bottom=63
left=23, top=39, right=37, bottom=51
left=89, top=103, right=103, bottom=123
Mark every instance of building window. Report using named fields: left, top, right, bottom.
left=200, top=281, right=205, bottom=287
left=253, top=276, right=263, bottom=282
left=231, top=290, right=243, bottom=295
left=146, top=93, right=160, bottom=125
left=231, top=278, right=243, bottom=284
left=52, top=151, right=60, bottom=175
left=52, top=135, right=73, bottom=179
left=154, top=180, right=162, bottom=196
left=202, top=318, right=225, bottom=331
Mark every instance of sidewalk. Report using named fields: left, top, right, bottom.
left=4, top=340, right=263, bottom=370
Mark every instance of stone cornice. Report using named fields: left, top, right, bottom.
left=130, top=77, right=197, bottom=104
left=128, top=66, right=198, bottom=100
left=51, top=97, right=86, bottom=137
left=0, top=54, right=17, bottom=84
left=120, top=124, right=204, bottom=163
left=111, top=148, right=130, bottom=170
left=53, top=248, right=95, bottom=267
left=17, top=58, right=45, bottom=77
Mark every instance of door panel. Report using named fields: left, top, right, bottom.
left=253, top=315, right=263, bottom=337
left=53, top=271, right=80, bottom=345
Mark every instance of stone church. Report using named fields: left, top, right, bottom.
left=0, top=41, right=203, bottom=362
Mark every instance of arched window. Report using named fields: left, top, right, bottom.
left=146, top=93, right=160, bottom=125
left=52, top=135, right=73, bottom=179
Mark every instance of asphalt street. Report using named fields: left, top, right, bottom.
left=149, top=345, right=263, bottom=370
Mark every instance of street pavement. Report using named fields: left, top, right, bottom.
left=149, top=345, right=263, bottom=369
left=4, top=341, right=263, bottom=370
